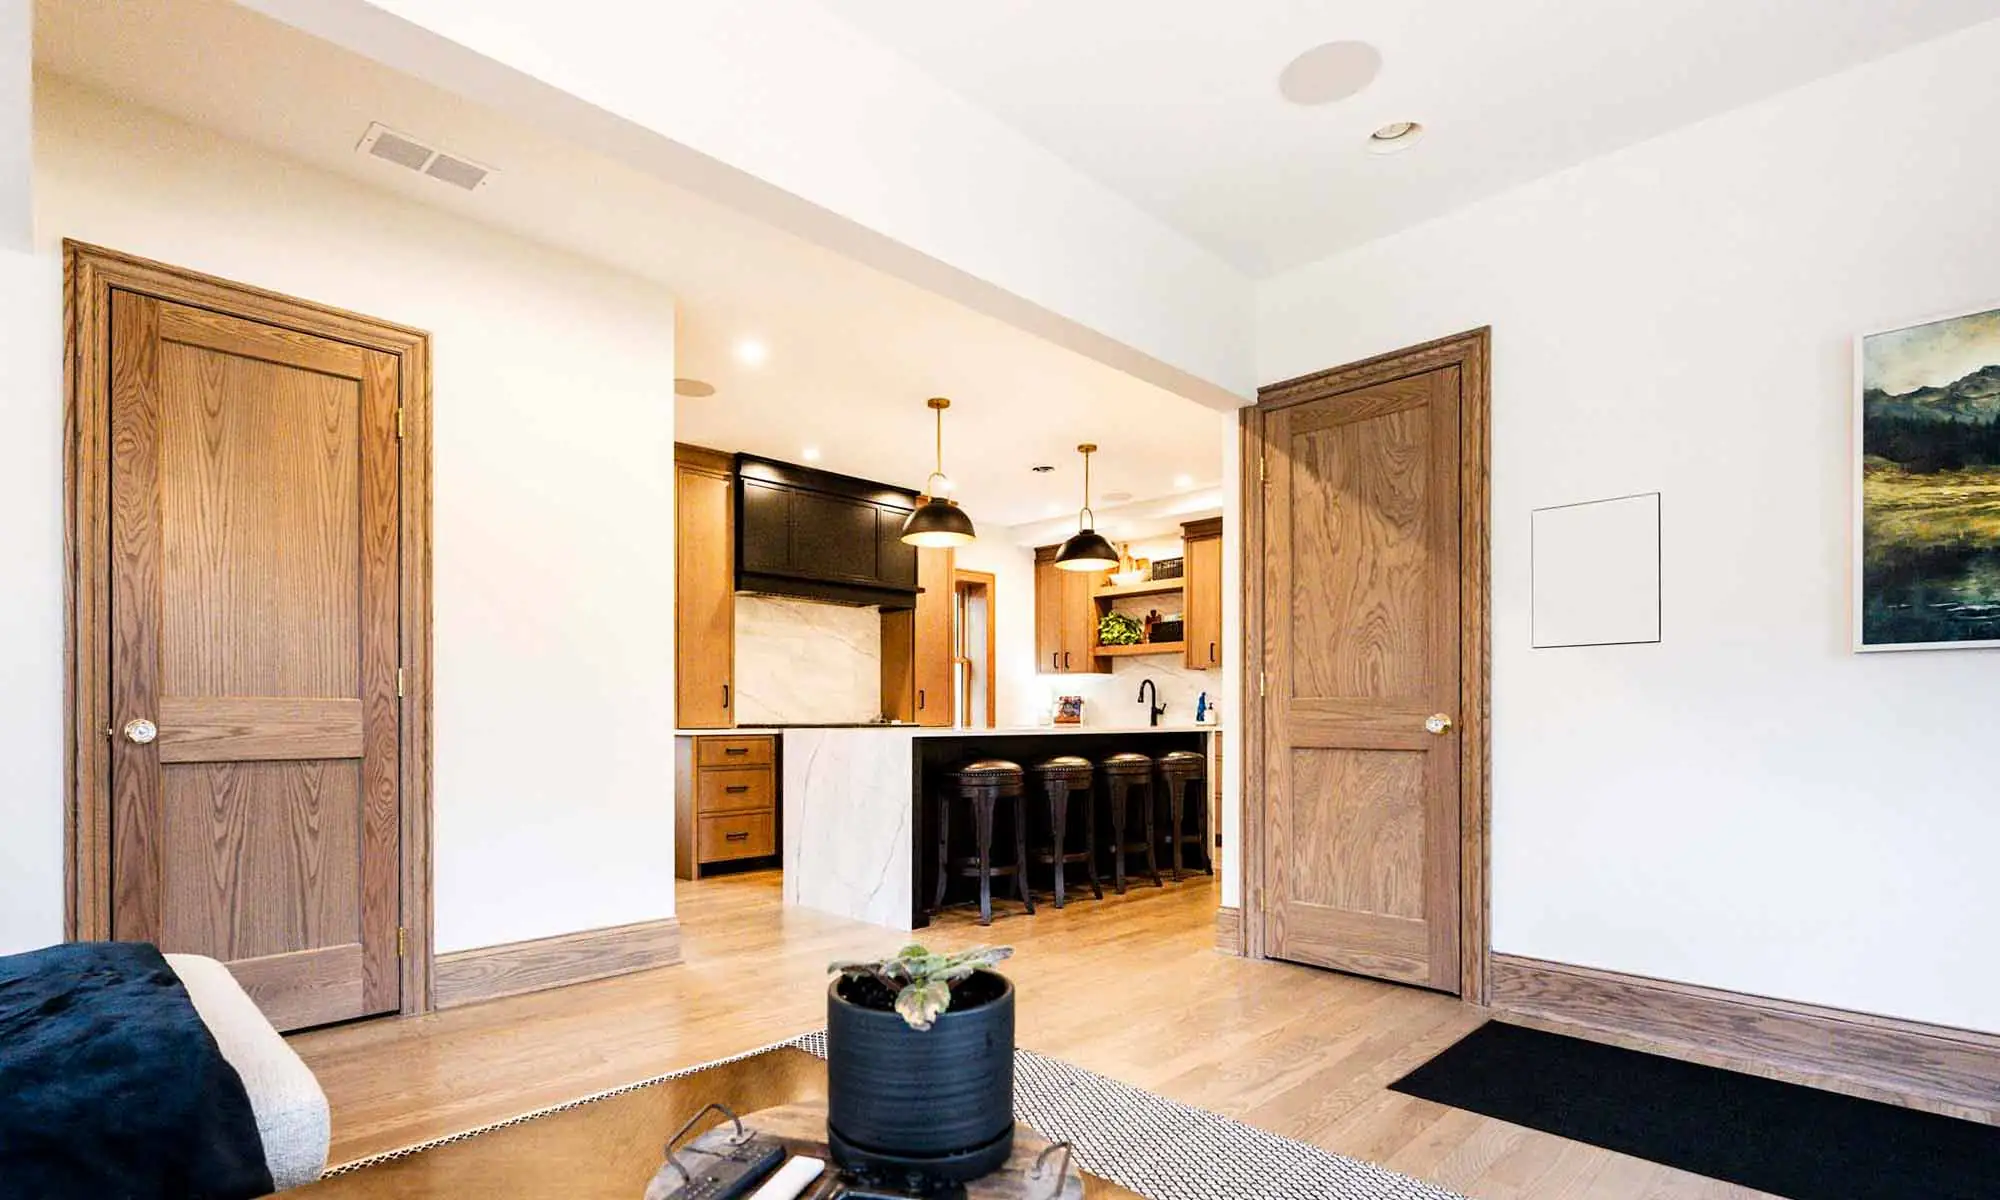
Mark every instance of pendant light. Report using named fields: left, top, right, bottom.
left=1055, top=443, right=1119, bottom=572
left=900, top=397, right=976, bottom=547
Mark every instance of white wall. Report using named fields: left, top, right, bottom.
left=11, top=77, right=680, bottom=955
left=0, top=0, right=27, bottom=248
left=239, top=0, right=1253, bottom=407
left=1258, top=21, right=2000, bottom=1033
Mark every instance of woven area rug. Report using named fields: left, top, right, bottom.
left=330, top=1031, right=1465, bottom=1200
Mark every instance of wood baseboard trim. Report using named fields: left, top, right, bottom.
left=1490, top=953, right=2000, bottom=1125
left=434, top=917, right=683, bottom=1009
left=1214, top=906, right=1243, bottom=956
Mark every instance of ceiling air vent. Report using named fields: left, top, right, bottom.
left=356, top=122, right=495, bottom=192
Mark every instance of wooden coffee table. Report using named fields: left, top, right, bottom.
left=298, top=1045, right=1138, bottom=1199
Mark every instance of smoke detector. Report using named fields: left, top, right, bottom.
left=357, top=122, right=496, bottom=192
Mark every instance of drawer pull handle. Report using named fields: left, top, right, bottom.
left=725, top=785, right=750, bottom=794
left=724, top=747, right=749, bottom=756
left=724, top=831, right=750, bottom=843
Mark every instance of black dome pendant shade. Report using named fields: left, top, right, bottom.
left=900, top=397, right=976, bottom=548
left=1055, top=442, right=1119, bottom=572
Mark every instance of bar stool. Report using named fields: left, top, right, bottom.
left=1155, top=749, right=1212, bottom=881
left=1098, top=752, right=1161, bottom=893
left=1030, top=756, right=1100, bottom=908
left=933, top=759, right=1035, bottom=926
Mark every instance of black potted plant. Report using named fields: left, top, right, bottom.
left=825, top=944, right=1015, bottom=1185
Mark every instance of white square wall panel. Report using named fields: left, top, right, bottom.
left=1532, top=493, right=1662, bottom=648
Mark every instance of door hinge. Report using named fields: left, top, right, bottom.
left=395, top=407, right=406, bottom=439
left=397, top=926, right=408, bottom=958
left=1259, top=456, right=1267, bottom=486
left=396, top=666, right=406, bottom=698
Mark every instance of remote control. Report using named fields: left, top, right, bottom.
left=746, top=1156, right=825, bottom=1200
left=643, top=1133, right=787, bottom=1200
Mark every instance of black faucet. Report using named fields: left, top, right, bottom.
left=1137, top=679, right=1166, bottom=727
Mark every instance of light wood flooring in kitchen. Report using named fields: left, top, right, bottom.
left=292, top=870, right=1768, bottom=1199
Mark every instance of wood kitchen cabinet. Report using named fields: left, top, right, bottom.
left=676, top=444, right=736, bottom=727
left=882, top=546, right=955, bottom=724
left=674, top=734, right=778, bottom=879
left=1033, top=545, right=1111, bottom=674
left=1182, top=516, right=1223, bottom=671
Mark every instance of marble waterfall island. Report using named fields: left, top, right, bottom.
left=781, top=725, right=1216, bottom=931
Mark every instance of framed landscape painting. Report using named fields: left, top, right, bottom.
left=1856, top=304, right=2000, bottom=651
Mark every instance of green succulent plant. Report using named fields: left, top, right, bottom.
left=829, top=944, right=1013, bottom=1031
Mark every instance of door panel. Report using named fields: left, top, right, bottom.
left=108, top=289, right=402, bottom=1029
left=676, top=459, right=735, bottom=727
left=913, top=547, right=955, bottom=725
left=1265, top=365, right=1463, bottom=992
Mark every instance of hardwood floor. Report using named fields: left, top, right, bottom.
left=292, top=871, right=1766, bottom=1198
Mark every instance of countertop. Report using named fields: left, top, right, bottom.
left=677, top=724, right=1221, bottom=737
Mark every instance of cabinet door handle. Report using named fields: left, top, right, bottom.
left=724, top=831, right=750, bottom=843
left=1051, top=652, right=1059, bottom=671
left=1209, top=641, right=1218, bottom=664
left=725, top=785, right=751, bottom=794
left=722, top=682, right=730, bottom=710
left=918, top=688, right=926, bottom=710
left=1063, top=651, right=1072, bottom=669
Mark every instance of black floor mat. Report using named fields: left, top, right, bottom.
left=1389, top=1021, right=2000, bottom=1200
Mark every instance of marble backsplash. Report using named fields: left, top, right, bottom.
left=734, top=595, right=883, bottom=724
left=1038, top=657, right=1220, bottom=729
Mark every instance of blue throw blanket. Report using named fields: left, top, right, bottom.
left=0, top=942, right=274, bottom=1199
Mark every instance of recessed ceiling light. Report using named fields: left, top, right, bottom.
left=735, top=339, right=769, bottom=366
left=1030, top=464, right=1056, bottom=474
left=674, top=378, right=716, bottom=398
left=1276, top=41, right=1383, bottom=107
left=1366, top=121, right=1425, bottom=154
left=801, top=446, right=822, bottom=462
left=1173, top=474, right=1195, bottom=490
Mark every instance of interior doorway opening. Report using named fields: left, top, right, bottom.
left=952, top=570, right=997, bottom=728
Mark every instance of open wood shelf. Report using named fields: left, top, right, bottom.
left=1093, top=578, right=1185, bottom=600
left=1092, top=641, right=1186, bottom=659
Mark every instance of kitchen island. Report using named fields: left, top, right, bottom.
left=781, top=725, right=1218, bottom=930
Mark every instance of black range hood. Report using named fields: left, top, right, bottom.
left=735, top=454, right=921, bottom=610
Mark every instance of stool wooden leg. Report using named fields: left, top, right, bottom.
left=933, top=793, right=950, bottom=914
left=1012, top=792, right=1035, bottom=915
left=1197, top=776, right=1214, bottom=875
left=1163, top=770, right=1185, bottom=882
left=973, top=790, right=996, bottom=927
left=1107, top=777, right=1128, bottom=896
left=1049, top=782, right=1070, bottom=909
left=1084, top=781, right=1103, bottom=899
left=1140, top=780, right=1163, bottom=887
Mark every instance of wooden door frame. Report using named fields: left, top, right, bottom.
left=1240, top=327, right=1492, bottom=1002
left=952, top=568, right=998, bottom=727
left=62, top=242, right=437, bottom=1015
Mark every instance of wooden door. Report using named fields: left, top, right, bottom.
left=1262, top=363, right=1464, bottom=991
left=1182, top=518, right=1223, bottom=670
left=675, top=446, right=735, bottom=727
left=106, top=289, right=404, bottom=1030
left=912, top=547, right=955, bottom=725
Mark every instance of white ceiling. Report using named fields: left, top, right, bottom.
left=34, top=0, right=1228, bottom=530
left=815, top=0, right=2000, bottom=276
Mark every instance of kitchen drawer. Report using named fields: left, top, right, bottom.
left=697, top=811, right=776, bottom=863
left=699, top=766, right=774, bottom=815
left=696, top=735, right=775, bottom=768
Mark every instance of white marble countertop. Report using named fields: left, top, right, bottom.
left=676, top=724, right=1221, bottom=737
left=908, top=724, right=1220, bottom=737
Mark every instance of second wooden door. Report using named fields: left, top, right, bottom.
left=1261, top=361, right=1465, bottom=992
left=106, top=288, right=406, bottom=1030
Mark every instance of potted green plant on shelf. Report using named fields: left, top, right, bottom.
left=825, top=945, right=1016, bottom=1185
left=1098, top=611, right=1143, bottom=647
